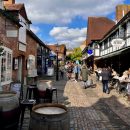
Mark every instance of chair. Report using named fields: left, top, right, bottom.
left=10, top=82, right=36, bottom=130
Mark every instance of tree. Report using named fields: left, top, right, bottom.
left=66, top=47, right=82, bottom=61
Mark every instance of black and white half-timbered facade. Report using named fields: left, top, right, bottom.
left=95, top=11, right=130, bottom=74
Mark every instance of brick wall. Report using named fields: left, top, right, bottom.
left=0, top=14, right=38, bottom=86
left=116, top=5, right=130, bottom=22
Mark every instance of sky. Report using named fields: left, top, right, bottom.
left=16, top=0, right=130, bottom=49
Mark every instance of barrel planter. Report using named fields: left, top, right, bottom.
left=37, top=80, right=52, bottom=91
left=29, top=103, right=70, bottom=130
left=0, top=91, right=20, bottom=130
left=37, top=80, right=53, bottom=103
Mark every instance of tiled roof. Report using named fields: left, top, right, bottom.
left=0, top=9, right=21, bottom=26
left=4, top=3, right=31, bottom=23
left=5, top=4, right=24, bottom=11
left=87, top=17, right=115, bottom=43
left=48, top=44, right=66, bottom=54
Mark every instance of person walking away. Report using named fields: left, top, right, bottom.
left=108, top=66, right=112, bottom=80
left=59, top=65, right=65, bottom=79
left=80, top=64, right=89, bottom=89
left=73, top=63, right=80, bottom=82
left=66, top=62, right=73, bottom=80
left=100, top=67, right=110, bottom=94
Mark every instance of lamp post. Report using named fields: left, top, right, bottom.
left=56, top=44, right=59, bottom=81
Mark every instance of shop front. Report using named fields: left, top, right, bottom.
left=95, top=46, right=130, bottom=75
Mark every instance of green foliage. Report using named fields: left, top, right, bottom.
left=66, top=47, right=82, bottom=61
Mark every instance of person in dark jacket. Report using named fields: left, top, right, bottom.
left=80, top=64, right=89, bottom=88
left=100, top=67, right=110, bottom=94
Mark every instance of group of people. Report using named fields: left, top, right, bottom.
left=59, top=61, right=130, bottom=95
left=59, top=61, right=91, bottom=88
left=95, top=67, right=130, bottom=94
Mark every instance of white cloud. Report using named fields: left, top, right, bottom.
left=30, top=25, right=40, bottom=34
left=16, top=0, right=125, bottom=25
left=50, top=27, right=87, bottom=48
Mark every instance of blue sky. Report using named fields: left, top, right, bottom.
left=16, top=0, right=130, bottom=48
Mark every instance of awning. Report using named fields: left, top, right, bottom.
left=94, top=57, right=102, bottom=61
left=95, top=46, right=130, bottom=60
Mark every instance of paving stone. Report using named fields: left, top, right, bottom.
left=17, top=74, right=130, bottom=130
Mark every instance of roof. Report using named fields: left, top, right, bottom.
left=101, top=10, right=130, bottom=43
left=0, top=9, right=21, bottom=27
left=80, top=40, right=87, bottom=51
left=47, top=44, right=66, bottom=54
left=87, top=17, right=115, bottom=43
left=27, top=30, right=50, bottom=50
left=5, top=4, right=31, bottom=23
left=5, top=3, right=24, bottom=11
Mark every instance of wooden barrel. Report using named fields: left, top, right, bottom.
left=29, top=103, right=70, bottom=130
left=0, top=91, right=20, bottom=130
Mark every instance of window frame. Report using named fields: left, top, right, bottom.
left=0, top=46, right=12, bottom=86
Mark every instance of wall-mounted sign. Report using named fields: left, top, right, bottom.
left=111, top=38, right=125, bottom=47
left=6, top=30, right=18, bottom=37
left=19, top=42, right=26, bottom=52
left=87, top=49, right=93, bottom=55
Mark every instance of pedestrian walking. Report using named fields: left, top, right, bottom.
left=66, top=62, right=73, bottom=80
left=100, top=67, right=110, bottom=94
left=73, top=63, right=81, bottom=82
left=59, top=65, right=65, bottom=79
left=80, top=64, right=89, bottom=88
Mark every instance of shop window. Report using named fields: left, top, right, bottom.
left=0, top=46, right=12, bottom=86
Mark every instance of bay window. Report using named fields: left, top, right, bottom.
left=0, top=46, right=12, bottom=86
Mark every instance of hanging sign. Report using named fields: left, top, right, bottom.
left=87, top=49, right=93, bottom=55
left=111, top=38, right=125, bottom=47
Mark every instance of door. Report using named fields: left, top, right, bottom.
left=18, top=57, right=22, bottom=82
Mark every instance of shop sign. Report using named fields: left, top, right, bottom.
left=111, top=38, right=125, bottom=47
left=6, top=30, right=18, bottom=37
left=19, top=42, right=26, bottom=52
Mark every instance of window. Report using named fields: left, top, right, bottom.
left=0, top=46, right=12, bottom=86
left=101, top=42, right=104, bottom=50
left=95, top=49, right=99, bottom=56
left=107, top=39, right=110, bottom=47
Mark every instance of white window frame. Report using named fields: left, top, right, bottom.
left=102, top=42, right=104, bottom=50
left=95, top=49, right=99, bottom=56
left=0, top=46, right=12, bottom=86
left=107, top=39, right=110, bottom=47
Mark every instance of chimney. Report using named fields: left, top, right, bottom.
left=116, top=5, right=130, bottom=23
left=4, top=0, right=15, bottom=5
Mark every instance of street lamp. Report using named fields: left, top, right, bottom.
left=56, top=44, right=59, bottom=81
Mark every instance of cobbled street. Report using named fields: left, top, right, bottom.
left=19, top=74, right=130, bottom=130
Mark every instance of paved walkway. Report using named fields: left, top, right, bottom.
left=19, top=74, right=130, bottom=130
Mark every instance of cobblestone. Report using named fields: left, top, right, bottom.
left=18, top=74, right=130, bottom=130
